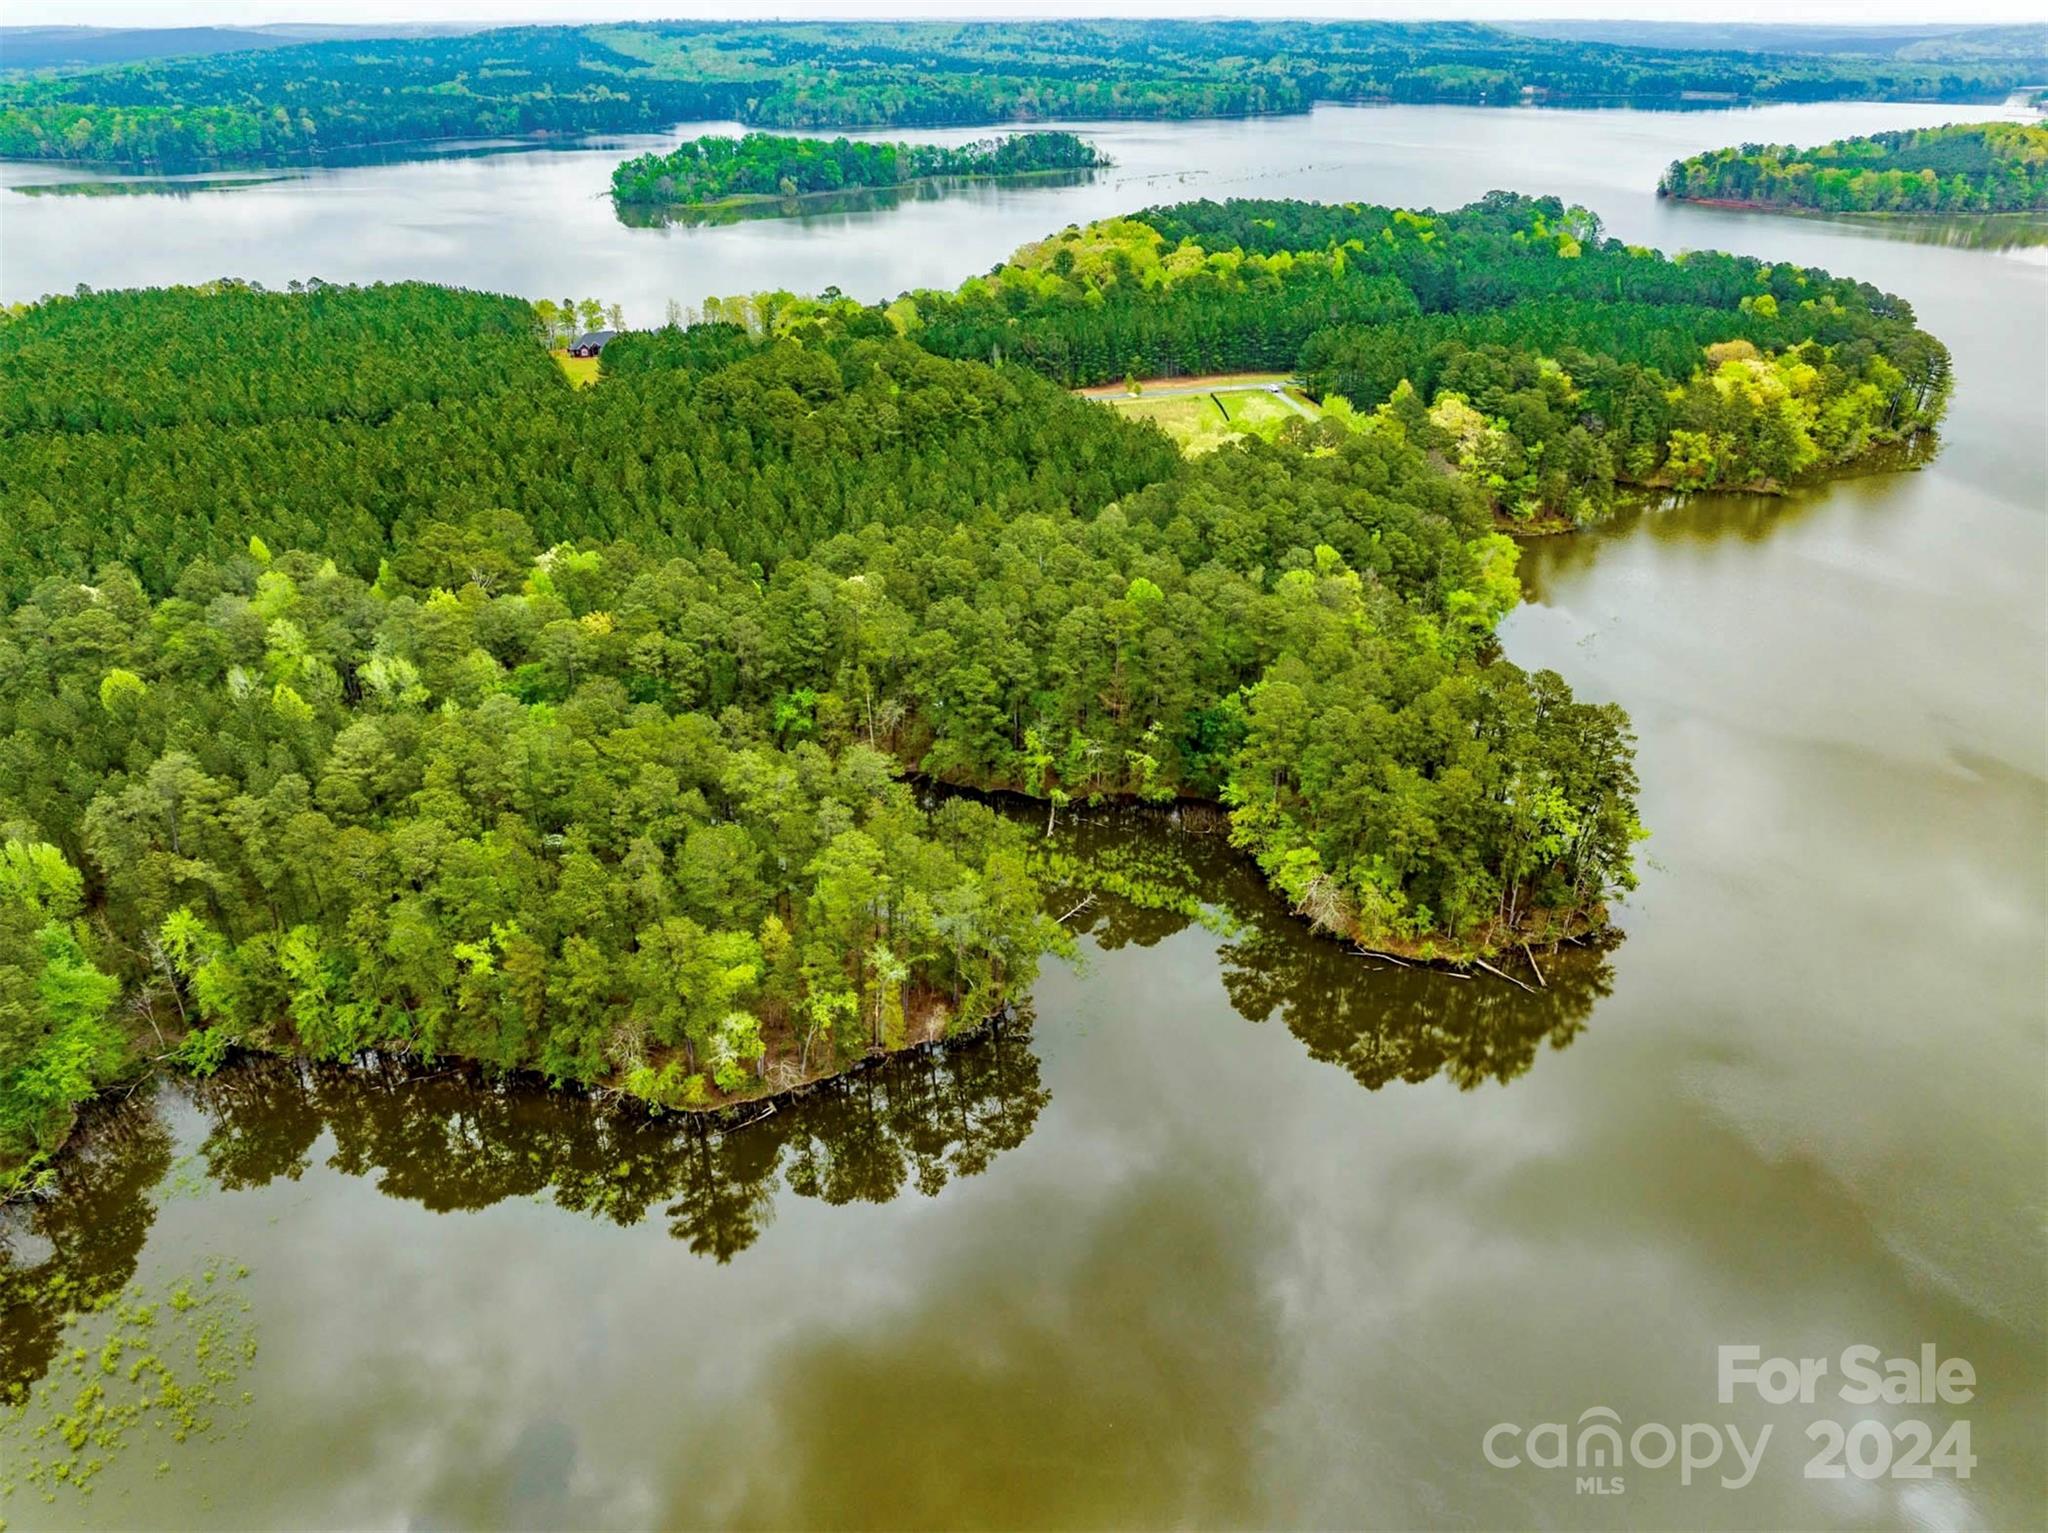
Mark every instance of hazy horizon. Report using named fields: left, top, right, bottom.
left=6, top=3, right=2045, bottom=32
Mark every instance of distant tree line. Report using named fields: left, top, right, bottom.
left=0, top=19, right=2041, bottom=171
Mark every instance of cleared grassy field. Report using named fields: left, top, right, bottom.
left=1112, top=393, right=1241, bottom=453
left=551, top=349, right=601, bottom=388
left=1219, top=390, right=1304, bottom=430
left=1098, top=377, right=1320, bottom=454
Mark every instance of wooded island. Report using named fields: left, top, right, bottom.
left=610, top=131, right=1109, bottom=210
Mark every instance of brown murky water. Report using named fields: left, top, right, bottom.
left=2, top=102, right=2043, bottom=1529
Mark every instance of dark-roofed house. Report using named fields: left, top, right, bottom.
left=568, top=330, right=617, bottom=358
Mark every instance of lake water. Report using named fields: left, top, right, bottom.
left=1, top=102, right=2044, bottom=1529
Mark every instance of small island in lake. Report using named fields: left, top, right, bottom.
left=610, top=130, right=1111, bottom=218
left=1659, top=121, right=2048, bottom=216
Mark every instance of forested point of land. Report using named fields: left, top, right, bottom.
left=0, top=191, right=1954, bottom=1192
left=876, top=192, right=1951, bottom=525
left=610, top=131, right=1109, bottom=208
left=1660, top=121, right=2048, bottom=214
left=1, top=18, right=2044, bottom=171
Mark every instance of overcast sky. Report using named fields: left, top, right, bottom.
left=6, top=2, right=2045, bottom=29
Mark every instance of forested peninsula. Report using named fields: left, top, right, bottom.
left=0, top=193, right=1953, bottom=1193
left=886, top=195, right=1952, bottom=525
left=2, top=19, right=2043, bottom=172
left=1660, top=121, right=2048, bottom=214
left=610, top=131, right=1108, bottom=210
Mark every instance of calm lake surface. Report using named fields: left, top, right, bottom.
left=2, top=102, right=2044, bottom=1529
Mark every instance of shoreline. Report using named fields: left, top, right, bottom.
left=935, top=782, right=1621, bottom=969
left=0, top=1001, right=1025, bottom=1203
left=14, top=87, right=2029, bottom=179
left=0, top=1003, right=1031, bottom=1215
left=612, top=162, right=1108, bottom=219
left=1, top=790, right=1613, bottom=1199
left=1504, top=433, right=1936, bottom=536
left=1091, top=375, right=1935, bottom=537
left=1663, top=193, right=2048, bottom=220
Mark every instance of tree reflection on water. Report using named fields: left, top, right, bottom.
left=1052, top=811, right=1616, bottom=1091
left=612, top=168, right=1102, bottom=228
left=1, top=814, right=1616, bottom=1400
left=189, top=1014, right=1049, bottom=1261
left=0, top=1106, right=173, bottom=1401
left=0, top=1023, right=1046, bottom=1398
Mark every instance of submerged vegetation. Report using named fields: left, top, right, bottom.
left=0, top=190, right=1954, bottom=1186
left=609, top=130, right=1109, bottom=210
left=0, top=1237, right=257, bottom=1512
left=1660, top=121, right=2048, bottom=215
left=1, top=19, right=2042, bottom=172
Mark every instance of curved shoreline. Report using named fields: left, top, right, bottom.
left=612, top=163, right=1106, bottom=223
left=0, top=1004, right=1026, bottom=1205
left=1, top=796, right=1611, bottom=1200
left=1663, top=192, right=2048, bottom=220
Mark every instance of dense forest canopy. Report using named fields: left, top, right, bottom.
left=1, top=18, right=2043, bottom=171
left=1660, top=120, right=2048, bottom=214
left=0, top=279, right=553, bottom=435
left=0, top=197, right=1695, bottom=1184
left=874, top=193, right=1950, bottom=525
left=610, top=130, right=1108, bottom=208
left=0, top=192, right=1957, bottom=1194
